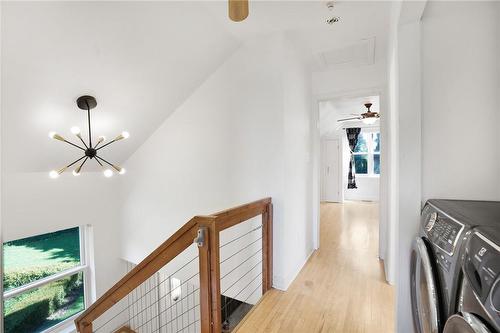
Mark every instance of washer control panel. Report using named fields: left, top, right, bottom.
left=421, top=204, right=464, bottom=256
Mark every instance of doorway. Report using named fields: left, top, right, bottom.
left=315, top=92, right=395, bottom=324
left=319, top=95, right=381, bottom=204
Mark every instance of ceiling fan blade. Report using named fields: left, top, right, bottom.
left=337, top=117, right=361, bottom=122
left=229, top=0, right=249, bottom=22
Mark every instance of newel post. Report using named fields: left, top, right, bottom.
left=262, top=202, right=273, bottom=293
left=197, top=216, right=221, bottom=333
left=197, top=225, right=212, bottom=333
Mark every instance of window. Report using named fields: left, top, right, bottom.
left=3, top=227, right=93, bottom=333
left=353, top=131, right=380, bottom=176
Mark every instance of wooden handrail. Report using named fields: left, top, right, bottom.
left=75, top=197, right=273, bottom=333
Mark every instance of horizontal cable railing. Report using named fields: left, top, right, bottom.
left=75, top=198, right=272, bottom=333
left=219, top=218, right=264, bottom=331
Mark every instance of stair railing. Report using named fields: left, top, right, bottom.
left=75, top=197, right=273, bottom=333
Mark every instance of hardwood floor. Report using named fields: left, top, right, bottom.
left=234, top=201, right=395, bottom=333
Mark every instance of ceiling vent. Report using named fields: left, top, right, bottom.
left=317, top=37, right=375, bottom=69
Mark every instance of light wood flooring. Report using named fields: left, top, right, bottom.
left=234, top=201, right=395, bottom=333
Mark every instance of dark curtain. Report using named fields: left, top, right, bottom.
left=346, top=128, right=361, bottom=189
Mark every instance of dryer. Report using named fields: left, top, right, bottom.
left=448, top=226, right=500, bottom=333
left=411, top=200, right=500, bottom=333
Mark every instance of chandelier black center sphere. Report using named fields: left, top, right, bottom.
left=49, top=95, right=129, bottom=179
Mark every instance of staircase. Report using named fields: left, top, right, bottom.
left=75, top=198, right=273, bottom=333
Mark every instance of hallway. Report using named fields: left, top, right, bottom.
left=235, top=201, right=395, bottom=333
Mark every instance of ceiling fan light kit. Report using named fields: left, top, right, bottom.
left=48, top=95, right=129, bottom=179
left=337, top=102, right=380, bottom=125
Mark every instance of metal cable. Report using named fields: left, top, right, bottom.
left=220, top=271, right=262, bottom=316
left=220, top=248, right=262, bottom=281
left=93, top=257, right=198, bottom=332
left=118, top=272, right=200, bottom=332
left=220, top=237, right=262, bottom=265
left=174, top=318, right=200, bottom=333
left=133, top=286, right=200, bottom=332
left=222, top=260, right=262, bottom=295
left=220, top=224, right=262, bottom=248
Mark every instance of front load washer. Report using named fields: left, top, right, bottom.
left=411, top=200, right=500, bottom=333
left=449, top=226, right=500, bottom=333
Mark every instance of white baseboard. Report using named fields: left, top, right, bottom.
left=272, top=249, right=315, bottom=291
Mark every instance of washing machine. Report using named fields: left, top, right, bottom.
left=445, top=226, right=500, bottom=333
left=411, top=200, right=500, bottom=333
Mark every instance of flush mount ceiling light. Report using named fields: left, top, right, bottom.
left=326, top=1, right=341, bottom=25
left=228, top=0, right=249, bottom=22
left=48, top=95, right=129, bottom=179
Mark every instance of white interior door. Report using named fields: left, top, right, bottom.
left=323, top=139, right=341, bottom=202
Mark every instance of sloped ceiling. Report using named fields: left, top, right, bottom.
left=1, top=1, right=391, bottom=173
left=1, top=1, right=240, bottom=172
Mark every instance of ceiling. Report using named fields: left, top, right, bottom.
left=319, top=95, right=380, bottom=136
left=1, top=1, right=240, bottom=172
left=1, top=1, right=391, bottom=173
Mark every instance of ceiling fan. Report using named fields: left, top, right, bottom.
left=337, top=103, right=380, bottom=125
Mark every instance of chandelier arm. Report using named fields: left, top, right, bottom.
left=66, top=155, right=87, bottom=168
left=77, top=157, right=89, bottom=171
left=95, top=139, right=117, bottom=151
left=77, top=135, right=89, bottom=149
left=62, top=140, right=86, bottom=151
left=94, top=157, right=104, bottom=167
left=95, top=155, right=115, bottom=168
left=94, top=141, right=102, bottom=149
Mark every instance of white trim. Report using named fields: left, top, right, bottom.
left=320, top=138, right=343, bottom=203
left=3, top=265, right=86, bottom=299
left=2, top=226, right=96, bottom=333
left=83, top=224, right=97, bottom=305
left=40, top=312, right=80, bottom=333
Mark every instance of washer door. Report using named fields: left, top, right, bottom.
left=443, top=313, right=490, bottom=333
left=411, top=237, right=441, bottom=333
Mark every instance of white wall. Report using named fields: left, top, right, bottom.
left=1, top=173, right=124, bottom=297
left=281, top=35, right=314, bottom=287
left=421, top=1, right=500, bottom=201
left=119, top=34, right=313, bottom=291
left=396, top=18, right=422, bottom=333
left=395, top=2, right=500, bottom=332
left=344, top=178, right=380, bottom=202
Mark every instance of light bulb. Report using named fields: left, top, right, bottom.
left=70, top=126, right=81, bottom=135
left=362, top=117, right=378, bottom=125
left=119, top=168, right=126, bottom=175
left=49, top=170, right=59, bottom=179
left=103, top=169, right=113, bottom=178
left=121, top=131, right=130, bottom=139
left=98, top=135, right=106, bottom=143
left=49, top=132, right=65, bottom=141
left=72, top=170, right=81, bottom=176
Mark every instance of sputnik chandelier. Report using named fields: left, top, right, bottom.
left=48, top=95, right=129, bottom=179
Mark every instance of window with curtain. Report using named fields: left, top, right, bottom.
left=352, top=131, right=380, bottom=176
